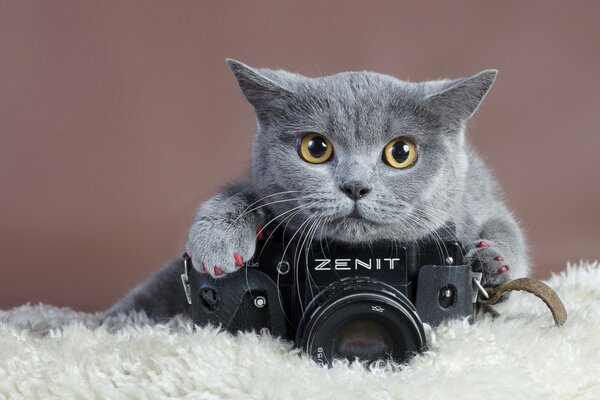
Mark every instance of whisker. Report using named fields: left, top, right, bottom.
left=405, top=206, right=482, bottom=268
left=415, top=204, right=486, bottom=269
left=235, top=190, right=307, bottom=220
left=278, top=214, right=316, bottom=316
left=253, top=202, right=315, bottom=266
left=295, top=215, right=321, bottom=299
left=234, top=196, right=313, bottom=222
left=305, top=216, right=324, bottom=295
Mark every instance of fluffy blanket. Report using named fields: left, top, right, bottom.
left=1, top=261, right=599, bottom=400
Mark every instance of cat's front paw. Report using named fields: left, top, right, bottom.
left=185, top=222, right=263, bottom=278
left=466, top=240, right=511, bottom=287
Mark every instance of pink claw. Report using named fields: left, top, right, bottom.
left=214, top=266, right=222, bottom=276
left=498, top=265, right=510, bottom=274
left=201, top=263, right=208, bottom=273
left=234, top=252, right=244, bottom=268
left=494, top=256, right=505, bottom=261
left=477, top=241, right=489, bottom=248
left=257, top=225, right=264, bottom=241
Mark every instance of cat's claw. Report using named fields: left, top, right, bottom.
left=466, top=240, right=511, bottom=287
left=256, top=225, right=264, bottom=240
left=185, top=222, right=258, bottom=278
left=233, top=252, right=244, bottom=268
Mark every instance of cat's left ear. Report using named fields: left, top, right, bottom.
left=423, top=69, right=498, bottom=125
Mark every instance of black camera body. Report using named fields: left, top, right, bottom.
left=183, top=225, right=478, bottom=365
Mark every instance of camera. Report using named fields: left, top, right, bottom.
left=181, top=225, right=481, bottom=366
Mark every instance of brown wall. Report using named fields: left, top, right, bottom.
left=1, top=1, right=599, bottom=312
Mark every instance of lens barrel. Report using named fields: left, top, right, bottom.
left=295, top=278, right=426, bottom=366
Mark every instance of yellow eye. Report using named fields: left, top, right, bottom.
left=383, top=138, right=417, bottom=169
left=298, top=133, right=333, bottom=164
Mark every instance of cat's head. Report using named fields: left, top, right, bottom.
left=228, top=60, right=496, bottom=243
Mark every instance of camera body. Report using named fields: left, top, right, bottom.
left=183, top=225, right=478, bottom=365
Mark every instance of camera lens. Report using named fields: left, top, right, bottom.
left=334, top=318, right=395, bottom=360
left=295, top=278, right=426, bottom=366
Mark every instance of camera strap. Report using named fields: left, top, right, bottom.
left=476, top=278, right=567, bottom=326
left=181, top=253, right=193, bottom=305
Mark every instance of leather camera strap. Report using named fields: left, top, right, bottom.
left=478, top=278, right=567, bottom=327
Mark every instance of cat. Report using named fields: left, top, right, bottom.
left=106, top=60, right=528, bottom=321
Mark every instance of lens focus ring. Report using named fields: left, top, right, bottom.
left=295, top=278, right=426, bottom=366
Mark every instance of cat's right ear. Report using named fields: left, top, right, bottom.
left=226, top=59, right=292, bottom=112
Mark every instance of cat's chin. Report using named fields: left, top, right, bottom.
left=322, top=216, right=390, bottom=243
left=321, top=214, right=435, bottom=244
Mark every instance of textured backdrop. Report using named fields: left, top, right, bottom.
left=1, top=1, right=599, bottom=311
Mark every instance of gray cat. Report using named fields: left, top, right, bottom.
left=106, top=60, right=528, bottom=321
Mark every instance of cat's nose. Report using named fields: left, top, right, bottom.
left=339, top=182, right=371, bottom=200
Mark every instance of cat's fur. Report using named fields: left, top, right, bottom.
left=106, top=60, right=528, bottom=321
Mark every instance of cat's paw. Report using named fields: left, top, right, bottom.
left=466, top=240, right=511, bottom=287
left=185, top=222, right=263, bottom=278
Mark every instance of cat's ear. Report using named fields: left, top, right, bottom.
left=226, top=59, right=293, bottom=111
left=423, top=69, right=498, bottom=125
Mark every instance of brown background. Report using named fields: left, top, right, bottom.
left=1, top=1, right=599, bottom=312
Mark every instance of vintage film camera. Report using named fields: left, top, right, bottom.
left=181, top=225, right=483, bottom=366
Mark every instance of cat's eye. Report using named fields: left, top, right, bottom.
left=298, top=133, right=333, bottom=164
left=383, top=138, right=417, bottom=169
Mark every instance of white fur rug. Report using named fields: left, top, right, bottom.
left=1, top=261, right=599, bottom=400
